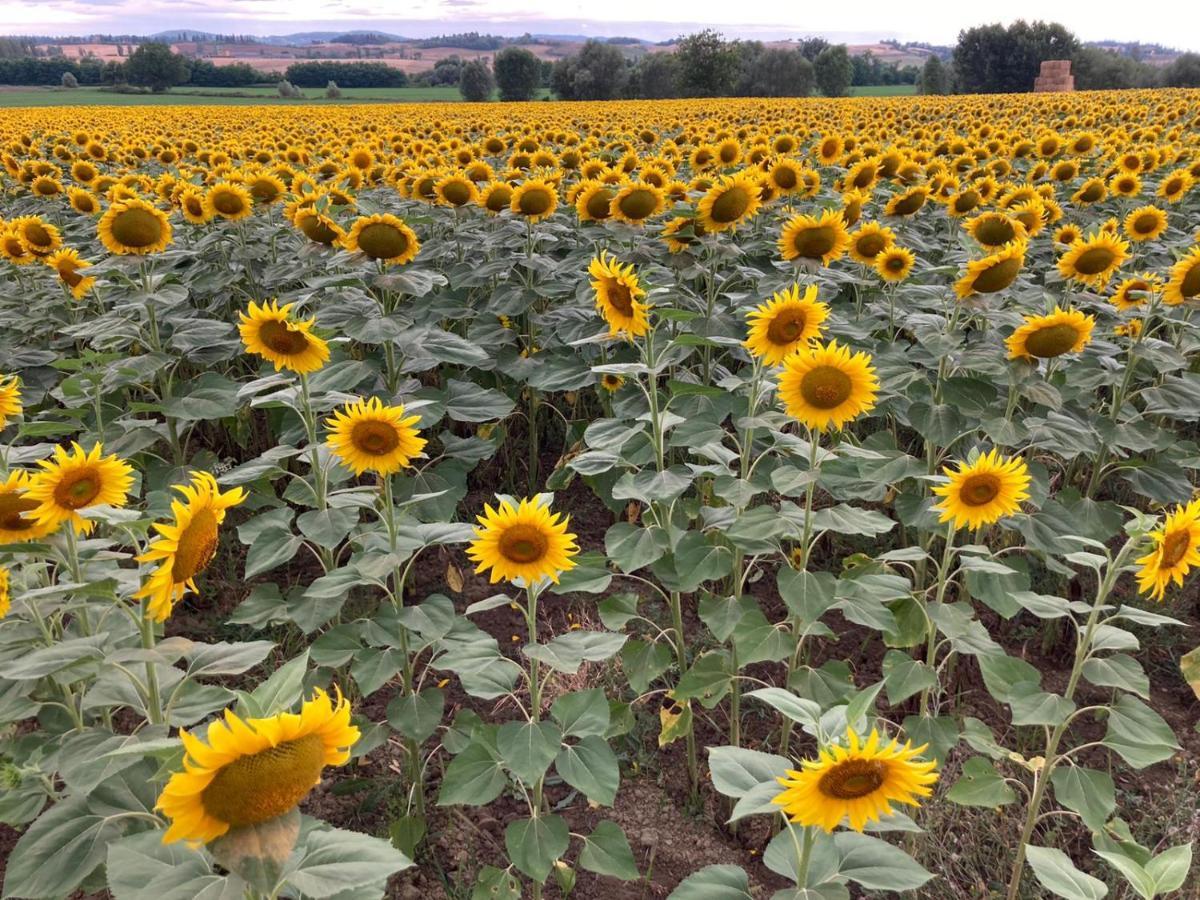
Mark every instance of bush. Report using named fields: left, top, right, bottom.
left=60, top=71, right=77, bottom=89
left=325, top=80, right=342, bottom=99
left=459, top=59, right=494, bottom=101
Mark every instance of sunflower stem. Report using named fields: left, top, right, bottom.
left=917, top=521, right=957, bottom=719
left=297, top=373, right=334, bottom=572
left=139, top=601, right=164, bottom=726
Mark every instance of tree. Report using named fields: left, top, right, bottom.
left=919, top=55, right=948, bottom=94
left=739, top=48, right=814, bottom=97
left=1162, top=53, right=1200, bottom=87
left=1073, top=46, right=1158, bottom=90
left=814, top=45, right=853, bottom=97
left=124, top=41, right=188, bottom=92
left=553, top=40, right=629, bottom=100
left=459, top=59, right=495, bottom=101
left=630, top=52, right=680, bottom=99
left=797, top=38, right=830, bottom=62
left=953, top=20, right=1078, bottom=93
left=675, top=29, right=740, bottom=97
left=492, top=47, right=541, bottom=101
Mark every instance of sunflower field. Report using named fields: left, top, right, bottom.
left=0, top=90, right=1199, bottom=900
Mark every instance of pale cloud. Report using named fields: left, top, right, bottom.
left=4, top=0, right=1199, bottom=49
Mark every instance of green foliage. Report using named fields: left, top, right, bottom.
left=123, top=41, right=189, bottom=93
left=953, top=20, right=1079, bottom=93
left=459, top=59, right=494, bottom=101
left=814, top=45, right=854, bottom=97
left=492, top=46, right=542, bottom=101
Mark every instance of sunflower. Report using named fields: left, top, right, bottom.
left=965, top=212, right=1027, bottom=250
left=157, top=688, right=359, bottom=845
left=1006, top=307, right=1095, bottom=361
left=97, top=198, right=172, bottom=255
left=1057, top=232, right=1130, bottom=288
left=696, top=172, right=762, bottom=233
left=1123, top=205, right=1168, bottom=243
left=434, top=173, right=478, bottom=208
left=589, top=252, right=650, bottom=338
left=1111, top=274, right=1162, bottom=311
left=0, top=470, right=55, bottom=544
left=293, top=209, right=345, bottom=246
left=1053, top=223, right=1082, bottom=246
left=14, top=217, right=61, bottom=257
left=1114, top=319, right=1143, bottom=339
left=848, top=222, right=896, bottom=266
left=0, top=374, right=21, bottom=429
left=743, top=284, right=830, bottom=365
left=178, top=188, right=211, bottom=225
left=660, top=216, right=706, bottom=253
left=325, top=396, right=426, bottom=476
left=67, top=187, right=100, bottom=216
left=343, top=214, right=419, bottom=266
left=239, top=300, right=329, bottom=374
left=479, top=181, right=514, bottom=214
left=246, top=174, right=285, bottom=205
left=767, top=159, right=804, bottom=195
left=875, top=246, right=915, bottom=282
left=932, top=449, right=1030, bottom=530
left=946, top=188, right=982, bottom=217
left=1136, top=500, right=1200, bottom=601
left=44, top=248, right=96, bottom=300
left=467, top=497, right=579, bottom=585
left=777, top=340, right=879, bottom=432
left=205, top=182, right=253, bottom=222
left=883, top=186, right=928, bottom=217
left=609, top=180, right=666, bottom=226
left=773, top=728, right=938, bottom=833
left=778, top=209, right=850, bottom=267
left=840, top=188, right=868, bottom=226
left=134, top=472, right=246, bottom=622
left=1163, top=245, right=1200, bottom=306
left=599, top=373, right=625, bottom=393
left=1110, top=172, right=1142, bottom=198
left=574, top=180, right=615, bottom=223
left=25, top=442, right=135, bottom=536
left=953, top=240, right=1027, bottom=299
left=510, top=179, right=558, bottom=223
left=0, top=226, right=35, bottom=265
left=1157, top=169, right=1194, bottom=204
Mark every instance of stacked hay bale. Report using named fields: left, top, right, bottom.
left=1034, top=59, right=1075, bottom=92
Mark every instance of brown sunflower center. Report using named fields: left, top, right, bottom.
left=767, top=309, right=807, bottom=345
left=1025, top=323, right=1081, bottom=359
left=258, top=320, right=311, bottom=356
left=959, top=473, right=1001, bottom=507
left=792, top=225, right=836, bottom=260
left=953, top=191, right=980, bottom=213
left=606, top=280, right=635, bottom=317
left=518, top=187, right=553, bottom=216
left=1181, top=262, right=1200, bottom=299
left=200, top=734, right=325, bottom=828
left=585, top=189, right=613, bottom=219
left=773, top=168, right=798, bottom=189
left=298, top=213, right=339, bottom=245
left=1079, top=183, right=1104, bottom=202
left=0, top=492, right=39, bottom=531
left=171, top=507, right=219, bottom=583
left=799, top=365, right=852, bottom=409
left=356, top=223, right=409, bottom=260
left=351, top=420, right=401, bottom=456
left=250, top=181, right=280, bottom=203
left=1072, top=247, right=1116, bottom=276
left=1160, top=529, right=1192, bottom=569
left=212, top=191, right=246, bottom=216
left=486, top=187, right=512, bottom=212
left=185, top=196, right=205, bottom=217
left=441, top=181, right=473, bottom=206
left=885, top=254, right=907, bottom=272
left=59, top=265, right=83, bottom=288
left=618, top=188, right=658, bottom=220
left=855, top=233, right=887, bottom=259
left=498, top=524, right=549, bottom=565
left=975, top=217, right=1016, bottom=246
left=972, top=257, right=1022, bottom=293
left=891, top=192, right=925, bottom=215
left=818, top=759, right=887, bottom=800
left=1164, top=178, right=1183, bottom=195
left=52, top=469, right=100, bottom=510
left=110, top=207, right=164, bottom=248
left=23, top=223, right=51, bottom=248
left=711, top=187, right=750, bottom=223
left=1133, top=213, right=1159, bottom=234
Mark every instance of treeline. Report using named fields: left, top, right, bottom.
left=283, top=61, right=407, bottom=88
left=925, top=20, right=1200, bottom=94
left=410, top=32, right=506, bottom=51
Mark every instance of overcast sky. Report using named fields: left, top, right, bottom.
left=4, top=0, right=1199, bottom=49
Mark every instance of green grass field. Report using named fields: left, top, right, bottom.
left=0, top=84, right=555, bottom=107
left=849, top=84, right=918, bottom=96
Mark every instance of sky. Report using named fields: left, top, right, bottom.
left=3, top=0, right=1199, bottom=49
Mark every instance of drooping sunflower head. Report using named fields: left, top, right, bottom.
left=609, top=180, right=666, bottom=226
left=589, top=252, right=650, bottom=339
left=510, top=178, right=559, bottom=223
left=875, top=245, right=915, bottom=283
left=696, top=171, right=762, bottom=233
left=134, top=471, right=246, bottom=622
left=25, top=442, right=135, bottom=536
left=743, top=283, right=830, bottom=365
left=1164, top=245, right=1200, bottom=306
left=965, top=212, right=1027, bottom=251
left=15, top=216, right=62, bottom=257
left=479, top=181, right=514, bottom=215
left=467, top=496, right=579, bottom=585
left=1111, top=273, right=1162, bottom=311
left=778, top=208, right=850, bottom=268
left=238, top=299, right=329, bottom=374
left=1123, top=205, right=1168, bottom=243
left=325, top=396, right=426, bottom=476
left=773, top=728, right=939, bottom=833
left=574, top=180, right=615, bottom=223
left=67, top=187, right=100, bottom=216
left=0, top=374, right=21, bottom=429
left=205, top=182, right=253, bottom=222
left=953, top=240, right=1027, bottom=300
left=1006, top=307, right=1095, bottom=362
left=157, top=688, right=360, bottom=845
left=0, top=470, right=55, bottom=545
left=883, top=185, right=928, bottom=218
left=777, top=340, right=879, bottom=432
left=342, top=214, right=419, bottom=266
left=1057, top=232, right=1130, bottom=288
left=292, top=208, right=345, bottom=246
left=1136, top=500, right=1200, bottom=602
left=97, top=197, right=172, bottom=255
left=434, top=173, right=479, bottom=208
left=44, top=247, right=96, bottom=300
left=932, top=448, right=1031, bottom=531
